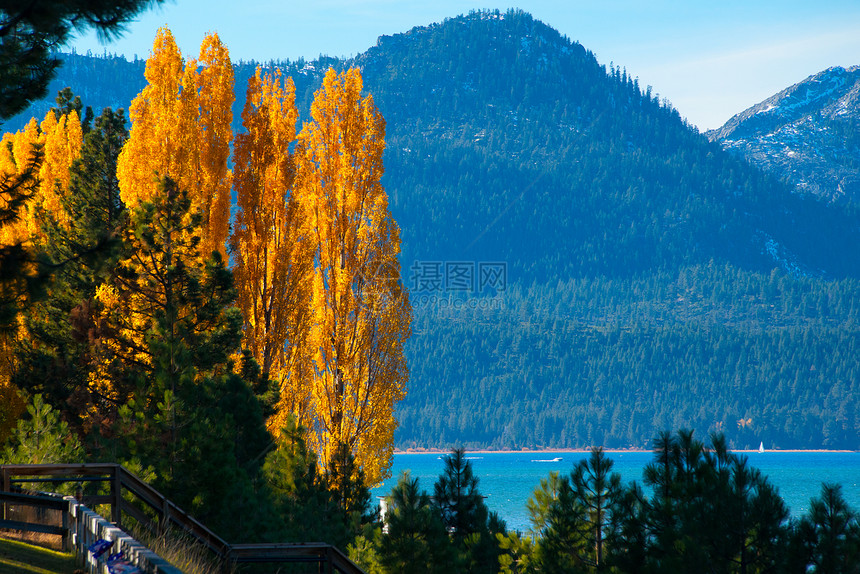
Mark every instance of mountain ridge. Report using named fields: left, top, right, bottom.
left=708, top=65, right=860, bottom=202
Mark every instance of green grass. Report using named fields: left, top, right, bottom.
left=130, top=526, right=232, bottom=574
left=0, top=537, right=76, bottom=574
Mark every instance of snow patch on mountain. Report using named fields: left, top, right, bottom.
left=759, top=233, right=810, bottom=278
left=708, top=66, right=860, bottom=203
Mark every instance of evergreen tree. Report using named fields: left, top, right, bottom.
left=431, top=447, right=506, bottom=573
left=434, top=448, right=488, bottom=540
left=347, top=525, right=386, bottom=574
left=792, top=483, right=860, bottom=574
left=0, top=2, right=162, bottom=392
left=498, top=470, right=563, bottom=574
left=604, top=482, right=648, bottom=574
left=566, top=448, right=622, bottom=570
left=88, top=176, right=269, bottom=538
left=261, top=416, right=373, bottom=549
left=468, top=511, right=507, bottom=574
left=699, top=437, right=791, bottom=573
left=538, top=478, right=589, bottom=573
left=497, top=530, right=539, bottom=574
left=526, top=470, right=562, bottom=537
left=639, top=430, right=692, bottom=572
left=1, top=393, right=83, bottom=465
left=326, top=441, right=374, bottom=523
left=636, top=430, right=791, bottom=573
left=262, top=417, right=333, bottom=541
left=380, top=472, right=453, bottom=573
left=0, top=142, right=43, bottom=335
left=0, top=0, right=165, bottom=120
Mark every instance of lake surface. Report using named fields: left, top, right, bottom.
left=371, top=451, right=860, bottom=532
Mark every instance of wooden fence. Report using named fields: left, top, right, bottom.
left=0, top=490, right=70, bottom=546
left=0, top=488, right=180, bottom=573
left=0, top=463, right=365, bottom=573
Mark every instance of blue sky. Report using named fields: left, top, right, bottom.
left=71, top=1, right=860, bottom=131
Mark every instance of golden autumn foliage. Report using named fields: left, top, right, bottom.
left=116, top=27, right=233, bottom=259
left=116, top=27, right=184, bottom=208
left=292, top=68, right=411, bottom=486
left=0, top=108, right=82, bottom=431
left=232, top=66, right=411, bottom=486
left=38, top=109, right=82, bottom=233
left=0, top=111, right=84, bottom=250
left=1, top=26, right=410, bottom=491
left=0, top=108, right=82, bottom=314
left=0, top=109, right=82, bottom=244
left=232, top=68, right=314, bottom=424
left=0, top=118, right=41, bottom=248
left=196, top=34, right=235, bottom=260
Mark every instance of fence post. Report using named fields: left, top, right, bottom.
left=324, top=546, right=334, bottom=574
left=162, top=496, right=171, bottom=532
left=61, top=499, right=71, bottom=552
left=1, top=466, right=8, bottom=522
left=111, top=465, right=122, bottom=527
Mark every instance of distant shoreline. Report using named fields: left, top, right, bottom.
left=393, top=448, right=859, bottom=455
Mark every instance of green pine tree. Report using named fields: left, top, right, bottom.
left=433, top=447, right=504, bottom=573
left=2, top=393, right=83, bottom=465
left=569, top=447, right=622, bottom=570
left=90, top=176, right=270, bottom=539
left=538, top=478, right=589, bottom=574
left=792, top=483, right=860, bottom=574
left=0, top=1, right=165, bottom=120
left=381, top=471, right=454, bottom=573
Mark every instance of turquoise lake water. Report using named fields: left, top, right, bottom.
left=370, top=451, right=860, bottom=533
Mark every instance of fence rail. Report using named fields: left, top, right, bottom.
left=0, top=463, right=366, bottom=574
left=0, top=490, right=68, bottom=540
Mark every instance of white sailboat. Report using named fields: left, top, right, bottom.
left=758, top=442, right=765, bottom=453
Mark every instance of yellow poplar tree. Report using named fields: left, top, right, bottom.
left=232, top=68, right=313, bottom=426
left=37, top=109, right=82, bottom=234
left=295, top=67, right=411, bottom=485
left=116, top=26, right=184, bottom=208
left=0, top=119, right=42, bottom=247
left=0, top=107, right=82, bottom=257
left=116, top=27, right=233, bottom=257
left=196, top=34, right=234, bottom=260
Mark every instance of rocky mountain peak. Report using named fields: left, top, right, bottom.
left=708, top=65, right=860, bottom=202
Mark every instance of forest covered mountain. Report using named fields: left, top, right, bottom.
left=8, top=10, right=860, bottom=450
left=708, top=65, right=860, bottom=203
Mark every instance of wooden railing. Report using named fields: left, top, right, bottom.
left=0, top=490, right=71, bottom=547
left=0, top=463, right=366, bottom=573
left=73, top=500, right=183, bottom=573
left=0, top=487, right=180, bottom=573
